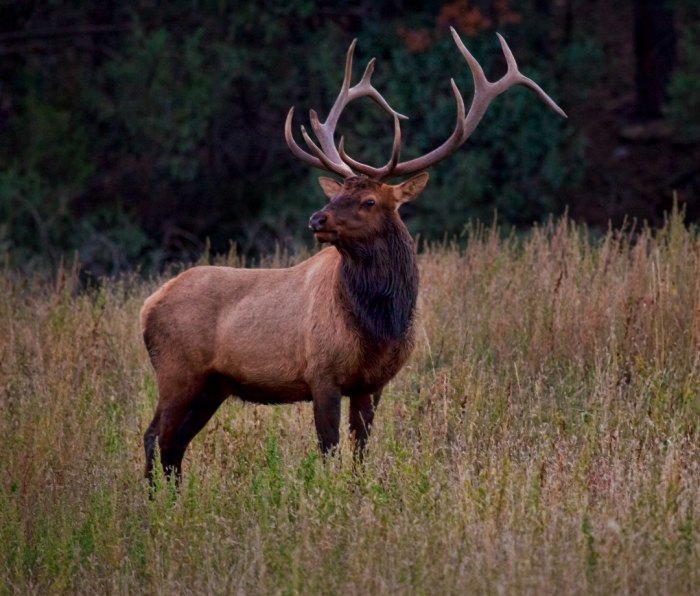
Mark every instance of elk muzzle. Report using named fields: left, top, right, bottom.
left=309, top=210, right=338, bottom=243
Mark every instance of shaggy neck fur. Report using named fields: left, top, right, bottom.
left=336, top=217, right=418, bottom=345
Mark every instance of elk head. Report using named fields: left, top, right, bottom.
left=286, top=27, right=567, bottom=234
left=308, top=174, right=428, bottom=248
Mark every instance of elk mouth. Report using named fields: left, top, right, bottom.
left=313, top=229, right=338, bottom=243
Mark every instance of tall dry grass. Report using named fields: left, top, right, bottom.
left=1, top=210, right=699, bottom=594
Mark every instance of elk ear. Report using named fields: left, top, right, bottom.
left=393, top=172, right=429, bottom=206
left=318, top=177, right=343, bottom=199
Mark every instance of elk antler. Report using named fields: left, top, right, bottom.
left=383, top=27, right=567, bottom=178
left=285, top=39, right=408, bottom=178
left=286, top=29, right=567, bottom=181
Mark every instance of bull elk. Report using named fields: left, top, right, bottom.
left=141, top=27, right=566, bottom=482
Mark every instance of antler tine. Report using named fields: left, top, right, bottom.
left=457, top=28, right=567, bottom=140
left=494, top=33, right=568, bottom=119
left=313, top=40, right=357, bottom=162
left=285, top=107, right=325, bottom=170
left=349, top=59, right=409, bottom=122
left=339, top=114, right=403, bottom=180
left=385, top=114, right=403, bottom=174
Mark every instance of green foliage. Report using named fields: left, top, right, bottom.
left=0, top=95, right=94, bottom=266
left=0, top=1, right=596, bottom=272
left=0, top=1, right=623, bottom=271
left=102, top=26, right=229, bottom=182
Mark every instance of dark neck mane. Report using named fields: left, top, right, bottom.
left=337, top=217, right=418, bottom=345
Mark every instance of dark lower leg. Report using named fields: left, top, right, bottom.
left=160, top=442, right=186, bottom=484
left=349, top=391, right=380, bottom=460
left=312, top=388, right=342, bottom=456
left=143, top=413, right=160, bottom=481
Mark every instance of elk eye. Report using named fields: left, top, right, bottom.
left=362, top=198, right=376, bottom=208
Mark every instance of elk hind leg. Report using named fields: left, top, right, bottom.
left=169, top=375, right=229, bottom=465
left=157, top=374, right=231, bottom=485
left=146, top=369, right=207, bottom=485
left=144, top=411, right=161, bottom=481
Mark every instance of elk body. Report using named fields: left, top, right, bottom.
left=141, top=28, right=566, bottom=482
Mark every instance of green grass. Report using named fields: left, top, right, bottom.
left=1, top=210, right=699, bottom=594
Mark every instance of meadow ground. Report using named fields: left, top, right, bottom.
left=1, top=211, right=699, bottom=594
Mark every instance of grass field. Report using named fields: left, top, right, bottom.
left=1, top=210, right=699, bottom=594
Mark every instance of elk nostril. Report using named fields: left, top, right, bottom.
left=309, top=213, right=328, bottom=230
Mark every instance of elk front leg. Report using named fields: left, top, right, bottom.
left=349, top=390, right=382, bottom=460
left=311, top=386, right=342, bottom=456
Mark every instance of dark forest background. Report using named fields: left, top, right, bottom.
left=0, top=0, right=698, bottom=275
